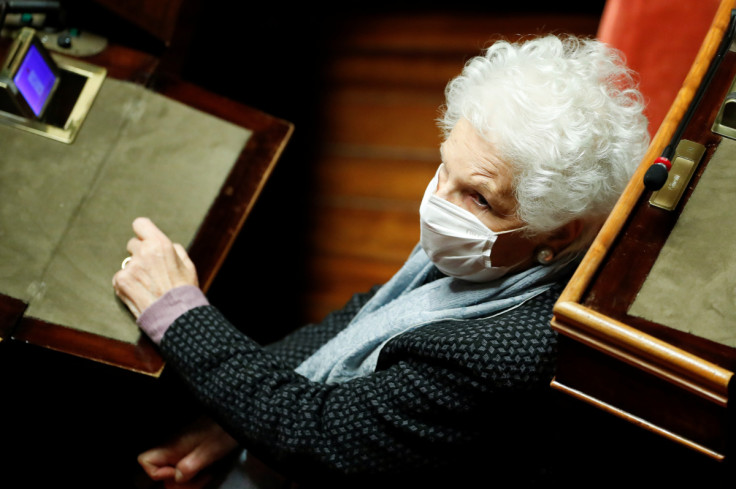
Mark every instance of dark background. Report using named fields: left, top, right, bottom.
left=2, top=1, right=734, bottom=487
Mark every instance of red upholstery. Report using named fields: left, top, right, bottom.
left=597, top=0, right=723, bottom=137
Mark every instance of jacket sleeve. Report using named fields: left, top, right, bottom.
left=158, top=285, right=562, bottom=483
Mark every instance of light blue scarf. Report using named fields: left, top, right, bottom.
left=295, top=244, right=577, bottom=384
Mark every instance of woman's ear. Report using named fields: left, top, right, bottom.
left=544, top=219, right=584, bottom=254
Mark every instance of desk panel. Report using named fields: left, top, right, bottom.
left=551, top=0, right=736, bottom=461
left=0, top=42, right=293, bottom=375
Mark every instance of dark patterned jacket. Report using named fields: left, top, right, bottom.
left=160, top=275, right=568, bottom=487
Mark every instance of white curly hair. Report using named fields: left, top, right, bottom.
left=439, top=35, right=650, bottom=253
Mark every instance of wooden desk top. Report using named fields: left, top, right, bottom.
left=550, top=0, right=736, bottom=461
left=0, top=40, right=293, bottom=375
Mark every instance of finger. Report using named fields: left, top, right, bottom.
left=174, top=446, right=214, bottom=482
left=115, top=288, right=142, bottom=318
left=173, top=243, right=196, bottom=273
left=139, top=449, right=180, bottom=480
left=172, top=243, right=189, bottom=263
left=172, top=243, right=199, bottom=287
left=144, top=463, right=177, bottom=481
left=174, top=440, right=231, bottom=483
left=126, top=237, right=142, bottom=255
left=112, top=271, right=149, bottom=318
left=135, top=226, right=180, bottom=274
left=132, top=217, right=169, bottom=242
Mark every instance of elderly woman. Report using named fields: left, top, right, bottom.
left=113, top=35, right=648, bottom=487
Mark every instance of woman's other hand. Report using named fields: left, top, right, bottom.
left=113, top=217, right=199, bottom=318
left=138, top=417, right=239, bottom=488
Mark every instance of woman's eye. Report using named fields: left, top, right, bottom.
left=473, top=193, right=490, bottom=208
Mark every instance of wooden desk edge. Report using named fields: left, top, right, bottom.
left=549, top=378, right=727, bottom=461
left=552, top=301, right=732, bottom=406
left=200, top=119, right=293, bottom=292
left=13, top=315, right=165, bottom=377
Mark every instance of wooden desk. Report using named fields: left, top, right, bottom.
left=551, top=0, right=736, bottom=462
left=0, top=42, right=293, bottom=375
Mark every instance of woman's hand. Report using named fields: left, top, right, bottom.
left=138, top=417, right=239, bottom=488
left=112, top=217, right=199, bottom=318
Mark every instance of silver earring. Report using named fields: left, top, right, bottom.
left=535, top=246, right=555, bottom=265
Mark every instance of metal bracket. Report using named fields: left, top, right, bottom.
left=649, top=139, right=705, bottom=211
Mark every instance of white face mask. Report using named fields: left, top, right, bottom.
left=419, top=166, right=524, bottom=282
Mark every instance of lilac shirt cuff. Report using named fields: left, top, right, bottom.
left=137, top=285, right=210, bottom=345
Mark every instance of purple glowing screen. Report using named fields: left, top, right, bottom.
left=13, top=44, right=57, bottom=117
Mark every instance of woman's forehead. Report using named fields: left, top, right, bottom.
left=442, top=119, right=515, bottom=184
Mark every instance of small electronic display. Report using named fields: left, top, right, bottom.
left=0, top=27, right=61, bottom=119
left=13, top=44, right=58, bottom=117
